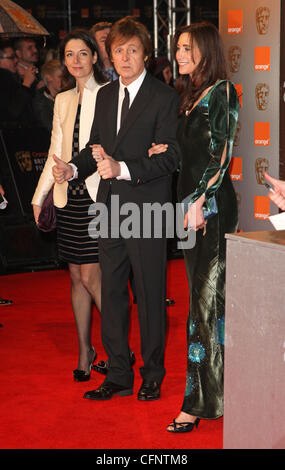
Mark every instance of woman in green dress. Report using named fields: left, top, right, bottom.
left=167, top=22, right=240, bottom=433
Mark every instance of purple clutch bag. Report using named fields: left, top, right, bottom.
left=37, top=186, right=56, bottom=232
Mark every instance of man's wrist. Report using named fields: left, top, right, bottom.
left=68, top=163, right=78, bottom=180
left=117, top=161, right=131, bottom=180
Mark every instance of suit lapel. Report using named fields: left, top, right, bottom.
left=111, top=73, right=153, bottom=155
left=105, top=80, right=119, bottom=153
left=62, top=90, right=79, bottom=163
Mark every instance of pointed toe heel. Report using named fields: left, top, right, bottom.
left=73, top=346, right=97, bottom=382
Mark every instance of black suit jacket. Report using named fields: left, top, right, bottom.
left=72, top=72, right=180, bottom=206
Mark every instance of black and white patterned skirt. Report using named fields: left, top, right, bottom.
left=56, top=182, right=99, bottom=265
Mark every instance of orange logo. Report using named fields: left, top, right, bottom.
left=254, top=196, right=270, bottom=220
left=255, top=47, right=270, bottom=71
left=229, top=157, right=242, bottom=181
left=228, top=10, right=243, bottom=34
left=234, top=84, right=243, bottom=108
left=254, top=122, right=270, bottom=146
left=81, top=8, right=89, bottom=18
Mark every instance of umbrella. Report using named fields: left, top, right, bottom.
left=0, top=0, right=49, bottom=38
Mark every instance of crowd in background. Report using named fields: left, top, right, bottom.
left=0, top=24, right=174, bottom=133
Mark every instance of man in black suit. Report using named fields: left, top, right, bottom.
left=53, top=16, right=180, bottom=401
left=0, top=39, right=36, bottom=128
left=0, top=173, right=13, bottom=310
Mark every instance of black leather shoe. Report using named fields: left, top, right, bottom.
left=0, top=297, right=13, bottom=306
left=92, top=351, right=135, bottom=375
left=83, top=381, right=133, bottom=400
left=137, top=380, right=161, bottom=401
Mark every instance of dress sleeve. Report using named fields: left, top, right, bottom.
left=189, top=80, right=239, bottom=209
left=31, top=95, right=63, bottom=206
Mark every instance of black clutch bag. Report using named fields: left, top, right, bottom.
left=37, top=186, right=56, bottom=232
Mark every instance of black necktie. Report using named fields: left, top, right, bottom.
left=120, top=87, right=130, bottom=128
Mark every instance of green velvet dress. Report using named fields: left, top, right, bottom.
left=177, top=80, right=239, bottom=419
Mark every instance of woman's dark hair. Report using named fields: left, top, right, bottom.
left=59, top=29, right=107, bottom=90
left=105, top=16, right=152, bottom=64
left=173, top=22, right=228, bottom=114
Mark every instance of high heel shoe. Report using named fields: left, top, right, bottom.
left=167, top=417, right=200, bottom=433
left=73, top=346, right=97, bottom=382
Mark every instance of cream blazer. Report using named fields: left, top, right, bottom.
left=32, top=75, right=105, bottom=208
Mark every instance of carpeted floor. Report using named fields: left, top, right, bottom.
left=0, top=259, right=223, bottom=450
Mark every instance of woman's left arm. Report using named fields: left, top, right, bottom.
left=189, top=81, right=239, bottom=210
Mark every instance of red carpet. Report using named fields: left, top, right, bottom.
left=0, top=259, right=223, bottom=450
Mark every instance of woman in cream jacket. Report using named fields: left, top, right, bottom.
left=32, top=30, right=107, bottom=381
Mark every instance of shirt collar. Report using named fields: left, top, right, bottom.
left=76, top=74, right=98, bottom=93
left=119, top=68, right=147, bottom=97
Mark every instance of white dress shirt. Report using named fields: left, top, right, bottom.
left=116, top=68, right=147, bottom=180
left=70, top=68, right=147, bottom=181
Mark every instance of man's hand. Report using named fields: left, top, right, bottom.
left=52, top=155, right=74, bottom=183
left=90, top=144, right=104, bottom=162
left=94, top=147, right=121, bottom=179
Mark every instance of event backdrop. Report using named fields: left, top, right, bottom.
left=220, top=0, right=283, bottom=231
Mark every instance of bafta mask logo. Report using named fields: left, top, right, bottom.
left=93, top=5, right=102, bottom=17
left=36, top=5, right=46, bottom=19
left=233, top=120, right=241, bottom=147
left=15, top=151, right=33, bottom=172
left=255, top=83, right=269, bottom=111
left=255, top=157, right=269, bottom=185
left=228, top=45, right=241, bottom=73
left=256, top=7, right=270, bottom=35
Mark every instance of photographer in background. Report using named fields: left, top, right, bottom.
left=0, top=39, right=37, bottom=128
left=32, top=59, right=63, bottom=133
left=14, top=37, right=44, bottom=91
left=0, top=174, right=13, bottom=310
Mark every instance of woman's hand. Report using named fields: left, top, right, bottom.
left=52, top=154, right=74, bottom=183
left=148, top=142, right=168, bottom=158
left=264, top=172, right=285, bottom=211
left=184, top=194, right=207, bottom=232
left=33, top=204, right=41, bottom=225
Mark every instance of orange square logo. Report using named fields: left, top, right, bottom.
left=255, top=47, right=270, bottom=71
left=234, top=84, right=243, bottom=108
left=59, top=29, right=67, bottom=40
left=81, top=8, right=89, bottom=18
left=228, top=10, right=243, bottom=34
left=229, top=157, right=242, bottom=181
left=254, top=122, right=270, bottom=146
left=254, top=196, right=270, bottom=220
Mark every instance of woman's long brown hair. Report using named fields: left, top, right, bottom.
left=173, top=22, right=228, bottom=114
